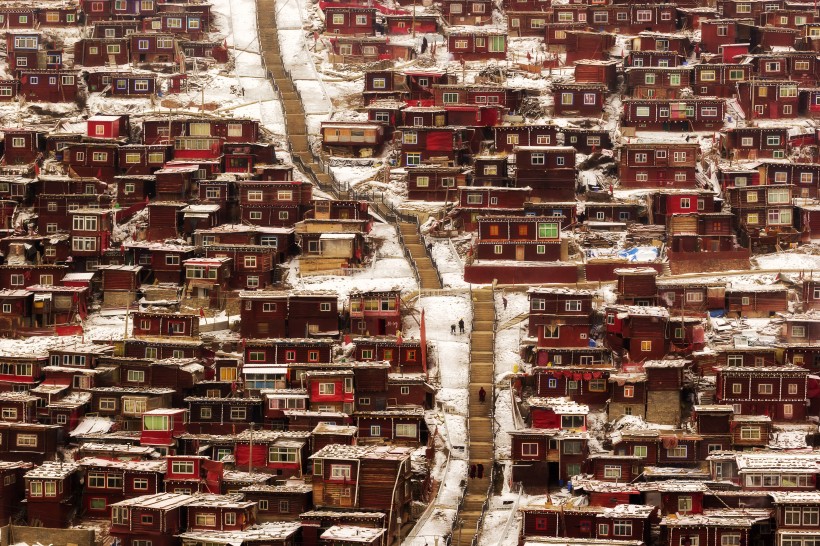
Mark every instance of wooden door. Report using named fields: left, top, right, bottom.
left=515, top=245, right=524, bottom=260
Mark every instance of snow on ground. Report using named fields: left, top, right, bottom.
left=753, top=252, right=820, bottom=272
left=285, top=222, right=416, bottom=301
left=427, top=236, right=471, bottom=289
left=209, top=0, right=286, bottom=137
left=404, top=292, right=472, bottom=544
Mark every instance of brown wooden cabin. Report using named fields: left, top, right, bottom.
left=626, top=50, right=684, bottom=69
left=616, top=268, right=659, bottom=306
left=608, top=371, right=647, bottom=421
left=528, top=287, right=595, bottom=341
left=2, top=128, right=45, bottom=166
left=299, top=511, right=386, bottom=546
left=24, top=461, right=81, bottom=527
left=18, top=70, right=79, bottom=103
left=759, top=162, right=820, bottom=199
left=725, top=284, right=789, bottom=318
left=326, top=36, right=415, bottom=63
left=321, top=122, right=385, bottom=157
left=100, top=265, right=144, bottom=309
left=309, top=444, right=413, bottom=544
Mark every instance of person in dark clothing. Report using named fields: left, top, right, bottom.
left=479, top=387, right=486, bottom=402
left=458, top=318, right=465, bottom=334
left=502, top=296, right=508, bottom=309
left=469, top=464, right=477, bottom=479
left=451, top=324, right=457, bottom=335
left=421, top=36, right=428, bottom=54
left=477, top=464, right=484, bottom=479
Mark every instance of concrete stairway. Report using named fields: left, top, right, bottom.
left=256, top=0, right=338, bottom=196
left=458, top=287, right=495, bottom=546
left=399, top=223, right=442, bottom=290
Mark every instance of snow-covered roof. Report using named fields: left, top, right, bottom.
left=320, top=526, right=386, bottom=542
left=309, top=444, right=414, bottom=461
left=25, top=461, right=79, bottom=479
left=178, top=522, right=302, bottom=543
left=527, top=397, right=589, bottom=414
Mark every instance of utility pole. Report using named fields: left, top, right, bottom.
left=248, top=422, right=254, bottom=474
left=412, top=0, right=417, bottom=38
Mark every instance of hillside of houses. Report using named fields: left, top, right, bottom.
left=2, top=0, right=820, bottom=546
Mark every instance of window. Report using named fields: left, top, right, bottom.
left=531, top=153, right=545, bottom=165
left=171, top=461, right=195, bottom=474
left=196, top=514, right=216, bottom=527
left=127, top=370, right=145, bottom=383
left=640, top=341, right=652, bottom=352
left=667, top=445, right=687, bottom=458
left=538, top=223, right=558, bottom=238
left=740, top=426, right=761, bottom=440
left=396, top=423, right=417, bottom=437
left=603, top=465, right=622, bottom=479
left=561, top=415, right=584, bottom=429
left=17, top=434, right=37, bottom=447
left=758, top=383, right=773, bottom=395
left=330, top=465, right=351, bottom=480
left=678, top=496, right=693, bottom=512
left=633, top=445, right=647, bottom=457
left=99, top=398, right=117, bottom=411
left=623, top=385, right=635, bottom=398
left=319, top=383, right=335, bottom=395
left=635, top=106, right=650, bottom=117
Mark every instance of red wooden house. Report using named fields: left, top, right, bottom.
left=552, top=83, right=607, bottom=117
left=716, top=365, right=809, bottom=421
left=2, top=128, right=45, bottom=166
left=737, top=80, right=800, bottom=120
left=625, top=49, right=683, bottom=68
left=323, top=7, right=377, bottom=35
left=666, top=213, right=750, bottom=275
left=622, top=99, right=726, bottom=131
left=0, top=461, right=30, bottom=523
left=509, top=429, right=588, bottom=486
left=74, top=38, right=129, bottom=66
left=453, top=186, right=531, bottom=231
left=110, top=493, right=194, bottom=546
left=693, top=64, right=752, bottom=97
left=446, top=31, right=507, bottom=61
left=443, top=0, right=494, bottom=25
left=19, top=70, right=79, bottom=102
left=0, top=7, right=38, bottom=28
left=619, top=143, right=700, bottom=189
left=700, top=20, right=747, bottom=54
left=405, top=166, right=465, bottom=201
left=721, top=127, right=789, bottom=160
left=513, top=146, right=576, bottom=200
left=349, top=290, right=401, bottom=336
left=604, top=305, right=670, bottom=361
left=25, top=461, right=81, bottom=527
left=564, top=31, right=617, bottom=63
left=625, top=67, right=693, bottom=99
left=79, top=458, right=166, bottom=517
left=384, top=14, right=438, bottom=34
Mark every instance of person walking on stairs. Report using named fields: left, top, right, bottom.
left=478, top=387, right=486, bottom=403
left=477, top=464, right=484, bottom=479
left=469, top=464, right=477, bottom=479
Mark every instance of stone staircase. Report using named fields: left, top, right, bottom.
left=399, top=223, right=442, bottom=290
left=458, top=287, right=495, bottom=546
left=256, top=0, right=338, bottom=197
